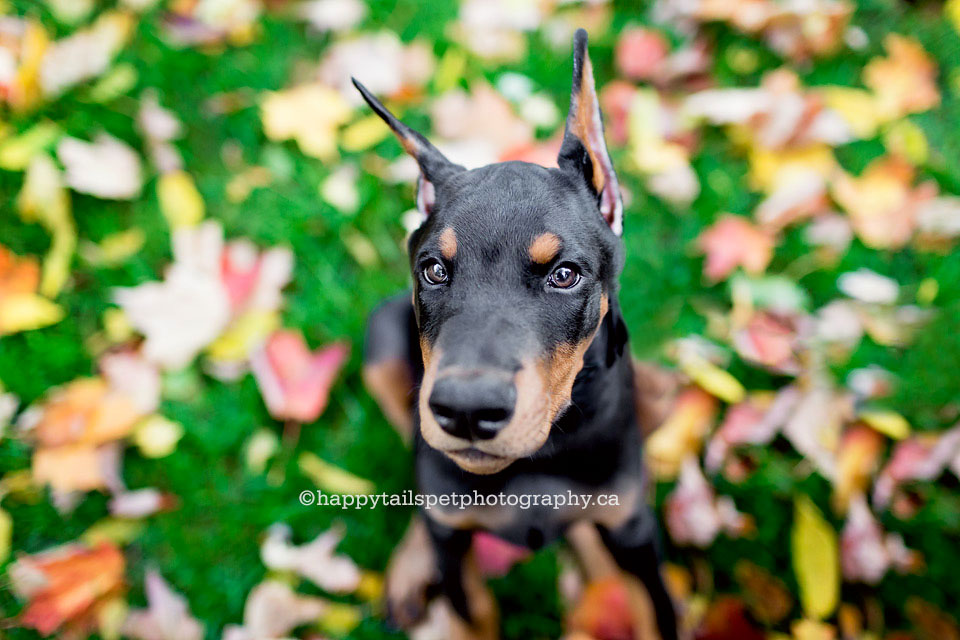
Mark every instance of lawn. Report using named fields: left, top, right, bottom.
left=1, top=0, right=959, bottom=638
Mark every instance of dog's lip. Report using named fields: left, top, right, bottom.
left=447, top=447, right=503, bottom=462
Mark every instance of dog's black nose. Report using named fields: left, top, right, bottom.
left=428, top=375, right=516, bottom=441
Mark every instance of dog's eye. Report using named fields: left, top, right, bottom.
left=548, top=264, right=581, bottom=289
left=423, top=260, right=448, bottom=285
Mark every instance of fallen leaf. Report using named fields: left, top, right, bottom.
left=837, top=269, right=899, bottom=304
left=831, top=155, right=936, bottom=250
left=0, top=507, right=11, bottom=563
left=646, top=387, right=718, bottom=478
left=792, top=495, right=839, bottom=620
left=873, top=425, right=960, bottom=508
left=157, top=170, right=205, bottom=229
left=132, top=415, right=184, bottom=458
left=841, top=493, right=921, bottom=584
left=697, top=215, right=774, bottom=282
left=695, top=595, right=765, bottom=640
left=17, top=153, right=76, bottom=297
left=57, top=133, right=143, bottom=200
left=299, top=451, right=374, bottom=495
left=109, top=488, right=177, bottom=518
left=260, top=523, right=361, bottom=593
left=250, top=330, right=349, bottom=423
left=261, top=83, right=351, bottom=161
left=122, top=570, right=204, bottom=640
left=297, top=0, right=367, bottom=33
left=832, top=425, right=884, bottom=513
left=734, top=560, right=793, bottom=624
left=223, top=580, right=328, bottom=640
left=665, top=456, right=751, bottom=547
left=863, top=34, right=940, bottom=120
left=615, top=27, right=670, bottom=82
left=244, top=428, right=279, bottom=474
left=113, top=221, right=231, bottom=369
left=39, top=10, right=134, bottom=97
left=10, top=543, right=125, bottom=636
left=566, top=576, right=633, bottom=640
left=0, top=122, right=61, bottom=170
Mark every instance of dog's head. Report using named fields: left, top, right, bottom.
left=355, top=29, right=623, bottom=474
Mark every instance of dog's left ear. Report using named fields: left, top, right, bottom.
left=352, top=78, right=463, bottom=218
left=558, top=29, right=623, bottom=236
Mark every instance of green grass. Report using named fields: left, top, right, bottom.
left=1, top=0, right=960, bottom=637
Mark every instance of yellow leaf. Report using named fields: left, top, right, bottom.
left=96, top=596, right=128, bottom=640
left=82, top=517, right=145, bottom=546
left=0, top=122, right=60, bottom=170
left=318, top=602, right=362, bottom=636
left=40, top=228, right=76, bottom=298
left=948, top=0, right=960, bottom=34
left=132, top=415, right=184, bottom=458
left=0, top=293, right=64, bottom=334
left=434, top=48, right=467, bottom=93
left=917, top=278, right=939, bottom=305
left=207, top=310, right=279, bottom=363
left=859, top=409, right=911, bottom=440
left=261, top=84, right=352, bottom=161
left=341, top=228, right=380, bottom=269
left=18, top=154, right=75, bottom=297
left=86, top=63, right=138, bottom=104
left=299, top=452, right=374, bottom=495
left=749, top=144, right=836, bottom=194
left=340, top=114, right=390, bottom=152
left=819, top=87, right=885, bottom=138
left=103, top=307, right=134, bottom=343
left=356, top=570, right=384, bottom=601
left=157, top=170, right=205, bottom=229
left=244, top=428, right=279, bottom=474
left=792, top=496, right=839, bottom=620
left=677, top=352, right=745, bottom=404
left=791, top=619, right=837, bottom=640
left=882, top=119, right=928, bottom=166
left=0, top=507, right=11, bottom=563
left=81, top=228, right=145, bottom=266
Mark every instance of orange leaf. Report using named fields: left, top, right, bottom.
left=13, top=543, right=124, bottom=635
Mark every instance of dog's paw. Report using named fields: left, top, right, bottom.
left=384, top=518, right=438, bottom=629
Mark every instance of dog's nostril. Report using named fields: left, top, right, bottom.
left=475, top=407, right=511, bottom=425
left=429, top=400, right=458, bottom=422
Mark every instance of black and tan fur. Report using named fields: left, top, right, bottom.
left=359, top=29, right=678, bottom=640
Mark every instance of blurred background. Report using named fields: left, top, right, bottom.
left=1, top=0, right=960, bottom=638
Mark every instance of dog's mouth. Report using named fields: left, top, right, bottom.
left=444, top=447, right=514, bottom=474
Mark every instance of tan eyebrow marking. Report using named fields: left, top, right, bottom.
left=439, top=227, right=457, bottom=259
left=528, top=232, right=562, bottom=264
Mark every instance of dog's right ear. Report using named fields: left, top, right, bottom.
left=352, top=78, right=463, bottom=218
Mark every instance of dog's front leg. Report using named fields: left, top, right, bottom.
left=425, top=517, right=499, bottom=640
left=385, top=516, right=439, bottom=628
left=597, top=507, right=679, bottom=640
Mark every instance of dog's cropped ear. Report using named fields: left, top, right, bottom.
left=352, top=78, right=463, bottom=217
left=557, top=29, right=623, bottom=236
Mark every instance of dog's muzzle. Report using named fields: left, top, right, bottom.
left=427, top=371, right=516, bottom=441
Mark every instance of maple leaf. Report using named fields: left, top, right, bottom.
left=697, top=215, right=775, bottom=282
left=260, top=523, right=361, bottom=594
left=250, top=329, right=349, bottom=423
left=863, top=34, right=940, bottom=120
left=10, top=543, right=125, bottom=636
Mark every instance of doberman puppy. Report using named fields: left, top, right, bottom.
left=357, top=29, right=678, bottom=640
